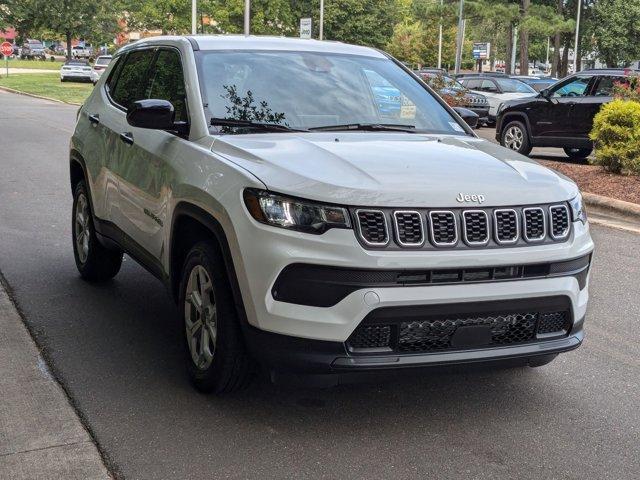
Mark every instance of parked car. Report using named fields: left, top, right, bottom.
left=91, top=55, right=112, bottom=84
left=20, top=40, right=46, bottom=60
left=510, top=75, right=557, bottom=92
left=458, top=75, right=538, bottom=123
left=417, top=71, right=490, bottom=125
left=72, top=45, right=93, bottom=60
left=60, top=59, right=93, bottom=82
left=496, top=68, right=638, bottom=159
left=70, top=35, right=592, bottom=393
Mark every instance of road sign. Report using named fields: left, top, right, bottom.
left=472, top=42, right=491, bottom=60
left=300, top=18, right=312, bottom=39
left=1, top=42, right=12, bottom=57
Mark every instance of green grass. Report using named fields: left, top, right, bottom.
left=2, top=58, right=65, bottom=70
left=0, top=73, right=92, bottom=104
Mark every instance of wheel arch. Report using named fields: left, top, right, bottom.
left=500, top=112, right=533, bottom=144
left=169, top=203, right=249, bottom=328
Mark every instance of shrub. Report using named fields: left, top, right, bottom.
left=613, top=74, right=640, bottom=101
left=590, top=99, right=640, bottom=174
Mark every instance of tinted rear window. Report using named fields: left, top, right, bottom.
left=110, top=50, right=155, bottom=110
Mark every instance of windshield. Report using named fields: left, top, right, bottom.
left=95, top=57, right=111, bottom=66
left=495, top=78, right=536, bottom=93
left=196, top=51, right=466, bottom=135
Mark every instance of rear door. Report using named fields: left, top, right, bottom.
left=115, top=48, right=190, bottom=267
left=577, top=75, right=621, bottom=138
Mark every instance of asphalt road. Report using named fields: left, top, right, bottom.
left=1, top=91, right=639, bottom=480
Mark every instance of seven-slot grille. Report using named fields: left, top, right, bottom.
left=393, top=211, right=424, bottom=246
left=356, top=210, right=389, bottom=246
left=429, top=211, right=458, bottom=246
left=494, top=209, right=519, bottom=244
left=353, top=204, right=571, bottom=249
left=523, top=207, right=546, bottom=241
left=462, top=210, right=489, bottom=245
left=549, top=205, right=570, bottom=239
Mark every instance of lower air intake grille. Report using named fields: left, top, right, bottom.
left=550, top=205, right=570, bottom=239
left=347, top=325, right=392, bottom=350
left=356, top=210, right=388, bottom=246
left=463, top=210, right=489, bottom=245
left=394, top=211, right=424, bottom=246
left=537, top=311, right=569, bottom=334
left=430, top=211, right=457, bottom=246
left=524, top=208, right=545, bottom=241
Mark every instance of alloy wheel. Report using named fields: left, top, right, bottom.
left=74, top=193, right=90, bottom=264
left=504, top=126, right=524, bottom=151
left=184, top=265, right=217, bottom=370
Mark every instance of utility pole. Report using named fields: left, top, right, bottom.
left=437, top=0, right=443, bottom=69
left=573, top=0, right=582, bottom=72
left=319, top=0, right=324, bottom=40
left=454, top=0, right=464, bottom=74
left=244, top=0, right=251, bottom=35
left=545, top=37, right=550, bottom=73
left=510, top=26, right=518, bottom=74
left=191, top=0, right=197, bottom=34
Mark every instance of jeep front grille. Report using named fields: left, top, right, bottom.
left=523, top=207, right=546, bottom=242
left=549, top=205, right=570, bottom=239
left=351, top=203, right=571, bottom=250
left=356, top=210, right=389, bottom=246
left=462, top=210, right=489, bottom=245
left=393, top=211, right=424, bottom=246
left=429, top=211, right=457, bottom=246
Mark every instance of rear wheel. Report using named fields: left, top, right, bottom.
left=179, top=241, right=254, bottom=393
left=72, top=181, right=123, bottom=281
left=564, top=147, right=592, bottom=161
left=501, top=120, right=532, bottom=156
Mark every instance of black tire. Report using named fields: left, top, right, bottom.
left=528, top=354, right=558, bottom=368
left=179, top=241, right=254, bottom=393
left=564, top=147, right=592, bottom=161
left=72, top=181, right=123, bottom=282
left=501, top=120, right=532, bottom=156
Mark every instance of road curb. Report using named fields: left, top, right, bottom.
left=0, top=85, right=81, bottom=106
left=0, top=276, right=111, bottom=479
left=583, top=192, right=640, bottom=222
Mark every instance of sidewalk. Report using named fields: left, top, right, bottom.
left=0, top=280, right=110, bottom=479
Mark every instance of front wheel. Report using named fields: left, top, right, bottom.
left=501, top=120, right=532, bottom=156
left=72, top=181, right=123, bottom=281
left=179, top=241, right=254, bottom=393
left=564, top=147, right=592, bottom=161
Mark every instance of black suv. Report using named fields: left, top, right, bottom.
left=496, top=69, right=638, bottom=159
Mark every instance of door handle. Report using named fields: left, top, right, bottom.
left=119, top=132, right=134, bottom=145
left=89, top=114, right=100, bottom=125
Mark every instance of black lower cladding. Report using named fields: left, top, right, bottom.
left=346, top=296, right=572, bottom=354
left=272, top=255, right=591, bottom=307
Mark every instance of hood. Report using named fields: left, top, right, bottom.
left=211, top=132, right=577, bottom=208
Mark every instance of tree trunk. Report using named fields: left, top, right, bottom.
left=561, top=34, right=570, bottom=77
left=519, top=0, right=530, bottom=75
left=551, top=0, right=562, bottom=78
left=506, top=23, right=514, bottom=75
left=66, top=31, right=72, bottom=61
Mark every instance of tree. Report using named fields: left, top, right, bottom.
left=590, top=0, right=640, bottom=67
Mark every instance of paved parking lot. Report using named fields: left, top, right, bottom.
left=0, top=91, right=638, bottom=479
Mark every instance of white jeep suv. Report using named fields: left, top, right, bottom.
left=69, top=36, right=593, bottom=393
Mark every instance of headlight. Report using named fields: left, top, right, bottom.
left=569, top=193, right=587, bottom=224
left=243, top=189, right=352, bottom=234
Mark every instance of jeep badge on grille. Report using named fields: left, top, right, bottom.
left=456, top=193, right=486, bottom=204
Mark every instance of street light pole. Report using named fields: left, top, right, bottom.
left=191, top=0, right=197, bottom=35
left=319, top=0, right=324, bottom=40
left=454, top=0, right=464, bottom=74
left=244, top=0, right=251, bottom=35
left=573, top=0, right=582, bottom=72
left=437, top=0, right=443, bottom=69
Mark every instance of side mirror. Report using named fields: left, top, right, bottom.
left=539, top=88, right=551, bottom=99
left=453, top=107, right=479, bottom=129
left=127, top=99, right=175, bottom=130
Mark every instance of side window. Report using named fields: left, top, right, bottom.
left=147, top=49, right=189, bottom=122
left=466, top=79, right=482, bottom=90
left=551, top=76, right=591, bottom=98
left=106, top=56, right=124, bottom=93
left=593, top=76, right=624, bottom=97
left=110, top=49, right=155, bottom=110
left=480, top=79, right=498, bottom=92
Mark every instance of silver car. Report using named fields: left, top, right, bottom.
left=69, top=35, right=593, bottom=393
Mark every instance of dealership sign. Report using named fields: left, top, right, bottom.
left=472, top=42, right=491, bottom=60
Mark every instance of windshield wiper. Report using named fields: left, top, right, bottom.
left=308, top=123, right=417, bottom=133
left=210, top=118, right=308, bottom=133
